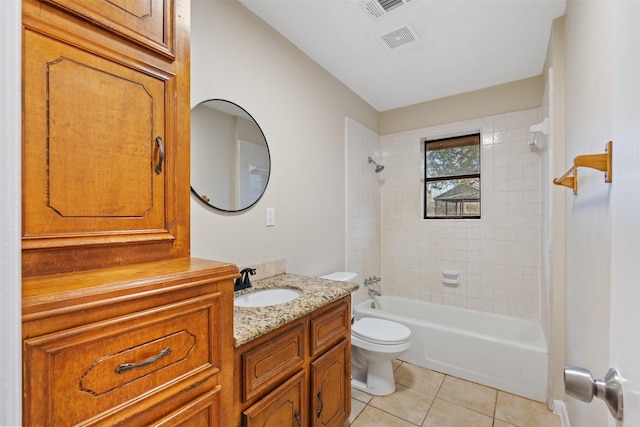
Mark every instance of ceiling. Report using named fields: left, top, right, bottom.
left=238, top=0, right=566, bottom=112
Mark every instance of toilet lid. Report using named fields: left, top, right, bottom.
left=352, top=317, right=411, bottom=345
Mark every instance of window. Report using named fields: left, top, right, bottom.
left=424, top=133, right=480, bottom=219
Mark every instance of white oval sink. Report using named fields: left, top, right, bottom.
left=234, top=288, right=302, bottom=307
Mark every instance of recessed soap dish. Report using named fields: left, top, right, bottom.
left=442, top=270, right=460, bottom=286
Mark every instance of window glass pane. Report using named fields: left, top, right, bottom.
left=425, top=178, right=480, bottom=218
left=426, top=135, right=479, bottom=178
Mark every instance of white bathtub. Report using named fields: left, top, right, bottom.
left=353, top=296, right=548, bottom=402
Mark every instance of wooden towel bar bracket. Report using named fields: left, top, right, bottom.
left=553, top=141, right=612, bottom=195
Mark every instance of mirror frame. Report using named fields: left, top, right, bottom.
left=190, top=99, right=271, bottom=212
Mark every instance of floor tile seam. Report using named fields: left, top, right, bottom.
left=352, top=394, right=372, bottom=404
left=393, top=380, right=441, bottom=399
left=393, top=369, right=446, bottom=399
left=493, top=391, right=559, bottom=423
left=430, top=396, right=497, bottom=422
left=436, top=373, right=501, bottom=418
left=365, top=403, right=423, bottom=426
left=367, top=391, right=436, bottom=426
left=433, top=392, right=496, bottom=418
left=491, top=382, right=499, bottom=419
left=349, top=403, right=426, bottom=427
left=347, top=406, right=364, bottom=426
left=394, top=381, right=443, bottom=400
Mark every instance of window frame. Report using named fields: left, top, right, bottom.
left=423, top=133, right=481, bottom=220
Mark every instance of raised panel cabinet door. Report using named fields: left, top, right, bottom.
left=243, top=371, right=306, bottom=427
left=40, top=0, right=175, bottom=58
left=310, top=340, right=350, bottom=427
left=22, top=28, right=176, bottom=253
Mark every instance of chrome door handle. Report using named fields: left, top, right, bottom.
left=564, top=366, right=623, bottom=420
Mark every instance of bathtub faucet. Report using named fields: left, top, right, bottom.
left=368, top=289, right=381, bottom=298
left=364, top=276, right=381, bottom=286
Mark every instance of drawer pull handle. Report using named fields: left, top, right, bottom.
left=155, top=136, right=165, bottom=174
left=294, top=409, right=301, bottom=427
left=115, top=347, right=172, bottom=374
left=317, top=390, right=323, bottom=418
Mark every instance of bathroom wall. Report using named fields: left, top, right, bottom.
left=345, top=117, right=382, bottom=306
left=189, top=0, right=378, bottom=275
left=543, top=16, right=567, bottom=405
left=379, top=76, right=543, bottom=135
left=380, top=108, right=544, bottom=320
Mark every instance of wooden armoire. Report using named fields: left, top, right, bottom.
left=21, top=0, right=237, bottom=425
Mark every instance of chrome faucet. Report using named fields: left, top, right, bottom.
left=234, top=268, right=256, bottom=292
left=364, top=276, right=381, bottom=287
left=368, top=289, right=381, bottom=298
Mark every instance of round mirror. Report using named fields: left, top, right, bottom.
left=191, top=99, right=271, bottom=212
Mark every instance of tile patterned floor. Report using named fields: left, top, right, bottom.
left=344, top=361, right=562, bottom=427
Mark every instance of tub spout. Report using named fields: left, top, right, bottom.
left=368, top=289, right=381, bottom=298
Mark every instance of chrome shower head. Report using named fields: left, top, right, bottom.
left=368, top=156, right=384, bottom=173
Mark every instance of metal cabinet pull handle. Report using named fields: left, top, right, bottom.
left=115, top=347, right=172, bottom=374
left=317, top=390, right=323, bottom=418
left=155, top=136, right=164, bottom=174
left=294, top=409, right=301, bottom=427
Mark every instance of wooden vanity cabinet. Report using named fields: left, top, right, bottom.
left=21, top=0, right=191, bottom=277
left=21, top=0, right=237, bottom=425
left=22, top=258, right=236, bottom=427
left=234, top=297, right=351, bottom=427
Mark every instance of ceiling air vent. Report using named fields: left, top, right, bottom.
left=379, top=23, right=420, bottom=49
left=362, top=0, right=412, bottom=19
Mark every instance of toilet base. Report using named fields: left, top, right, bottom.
left=351, top=359, right=396, bottom=396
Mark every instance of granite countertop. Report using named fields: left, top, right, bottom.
left=233, top=273, right=358, bottom=347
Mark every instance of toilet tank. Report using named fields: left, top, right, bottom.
left=319, top=272, right=357, bottom=282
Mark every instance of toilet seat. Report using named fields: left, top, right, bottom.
left=352, top=317, right=411, bottom=345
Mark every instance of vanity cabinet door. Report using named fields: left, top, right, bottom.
left=310, top=339, right=350, bottom=427
left=23, top=28, right=169, bottom=245
left=243, top=371, right=306, bottom=427
left=40, top=0, right=175, bottom=57
left=22, top=0, right=190, bottom=277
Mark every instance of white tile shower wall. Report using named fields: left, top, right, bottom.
left=380, top=108, right=543, bottom=319
left=346, top=117, right=382, bottom=307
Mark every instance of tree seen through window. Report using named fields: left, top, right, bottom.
left=424, top=133, right=480, bottom=218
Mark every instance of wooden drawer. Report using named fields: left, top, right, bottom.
left=23, top=293, right=222, bottom=426
left=310, top=301, right=350, bottom=357
left=242, top=324, right=305, bottom=402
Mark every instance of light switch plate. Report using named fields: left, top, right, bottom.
left=266, top=207, right=275, bottom=226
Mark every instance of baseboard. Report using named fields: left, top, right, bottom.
left=552, top=399, right=570, bottom=427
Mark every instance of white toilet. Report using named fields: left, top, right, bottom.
left=319, top=272, right=411, bottom=396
